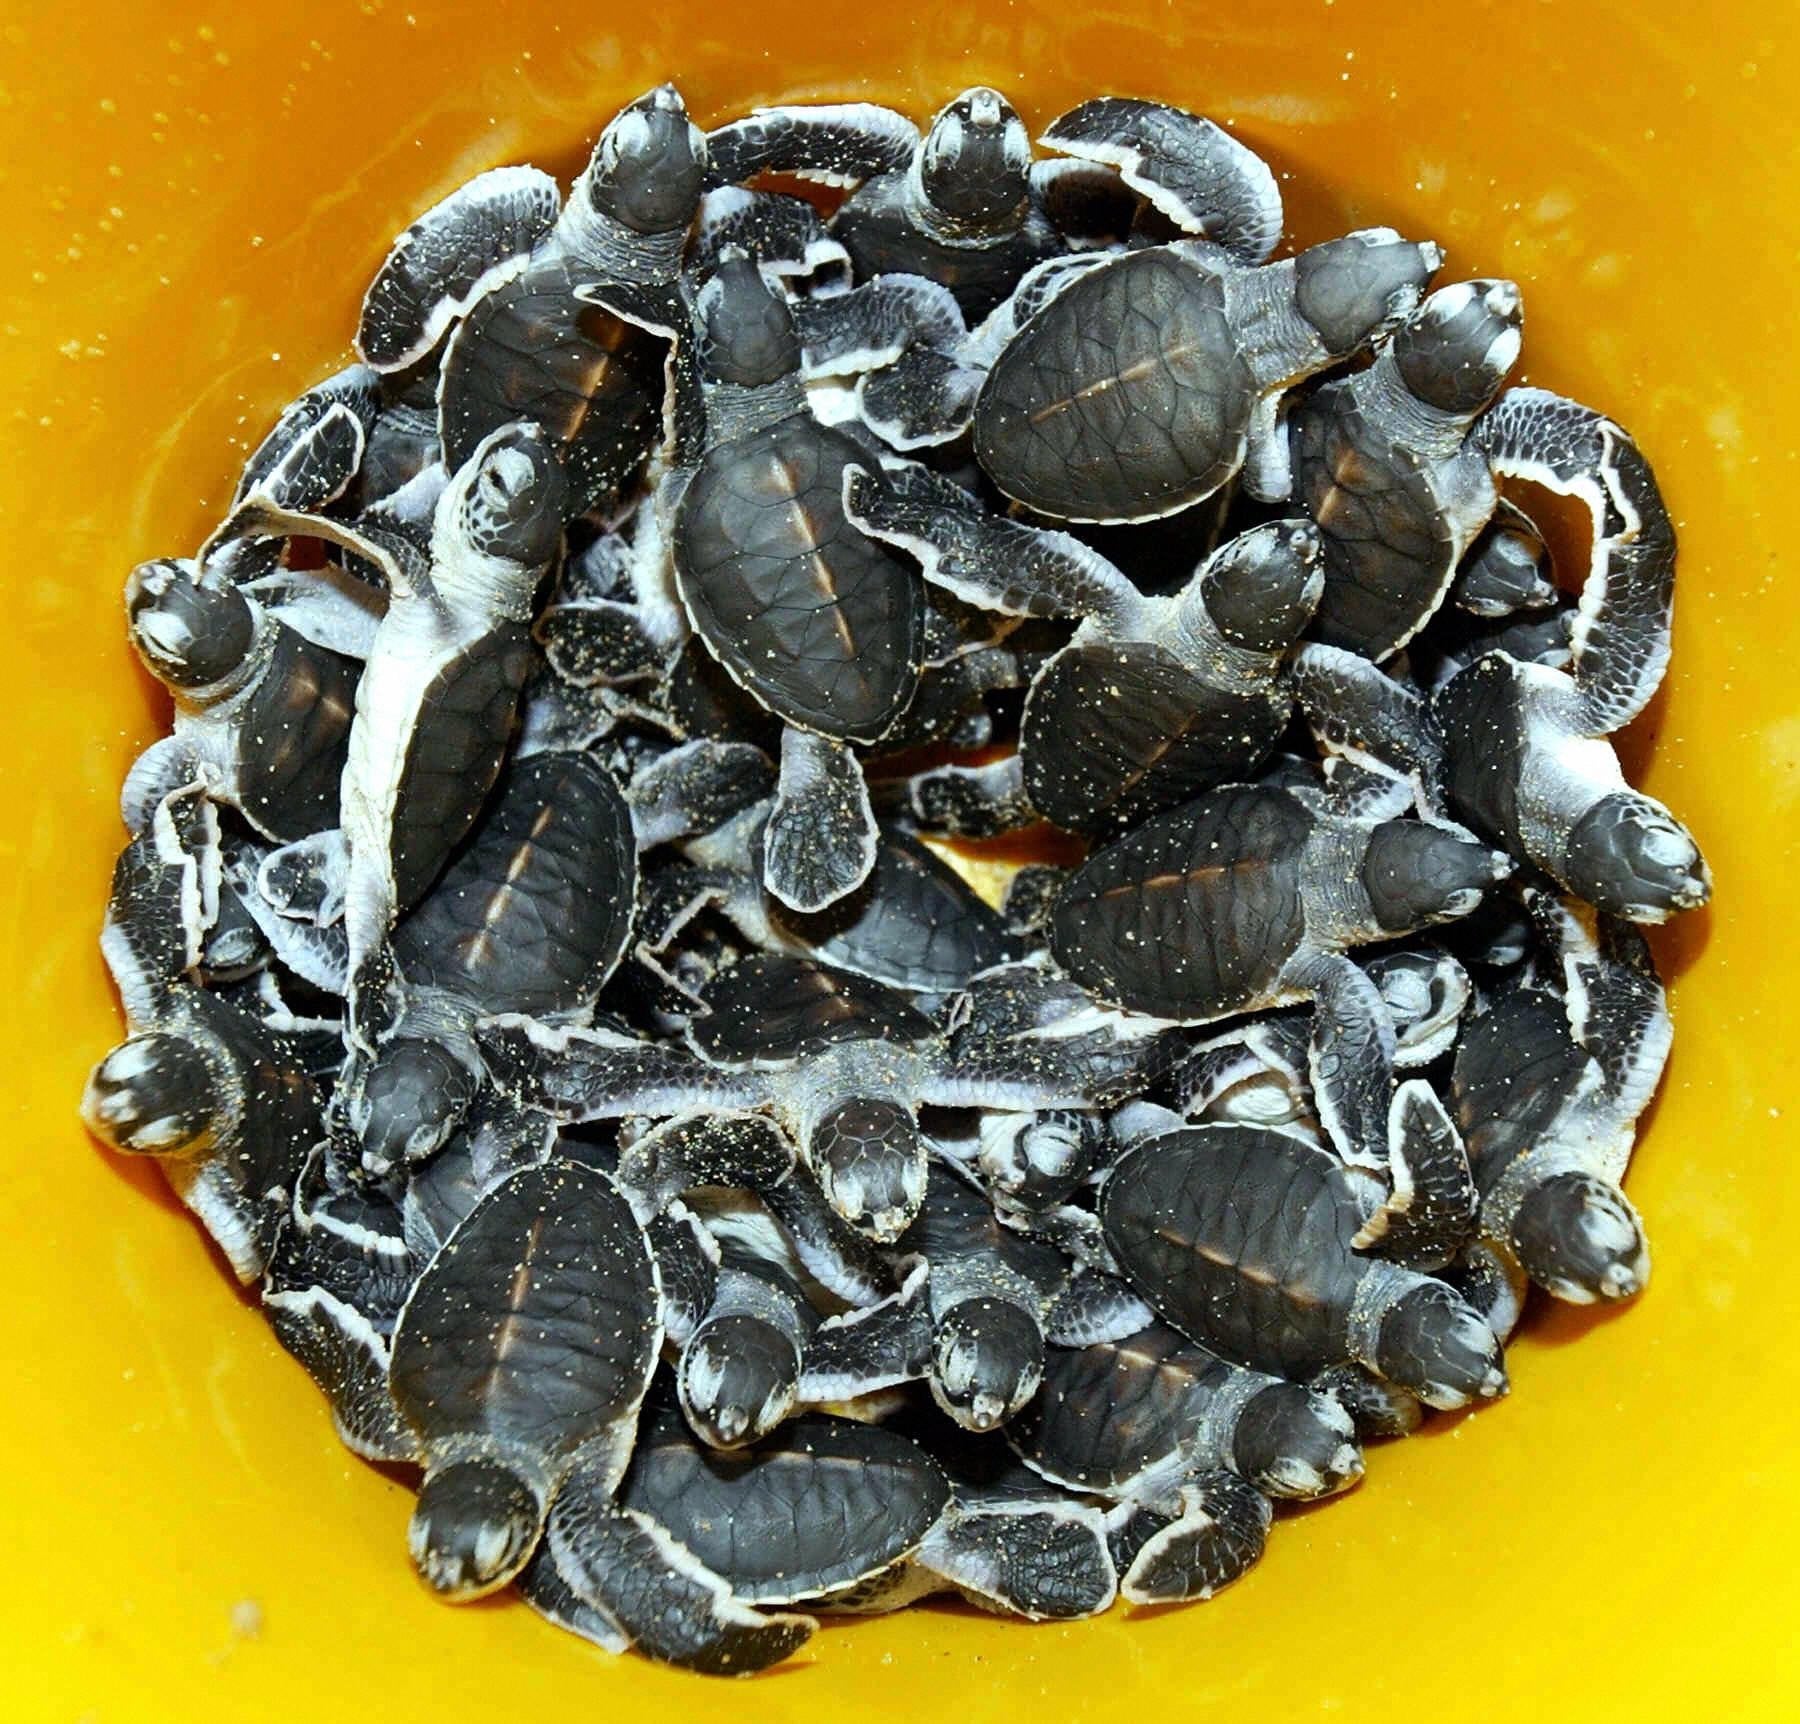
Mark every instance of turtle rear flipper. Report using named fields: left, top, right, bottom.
left=1041, top=97, right=1282, bottom=265
left=1287, top=642, right=1444, bottom=792
left=1351, top=1079, right=1479, bottom=1271
left=1115, top=1472, right=1271, bottom=1605
left=704, top=102, right=919, bottom=189
left=916, top=1496, right=1117, bottom=1620
left=872, top=752, right=1036, bottom=841
left=844, top=460, right=1143, bottom=626
left=1478, top=388, right=1676, bottom=734
left=1043, top=1268, right=1155, bottom=1348
left=357, top=166, right=562, bottom=373
left=762, top=729, right=878, bottom=914
left=546, top=1493, right=815, bottom=1675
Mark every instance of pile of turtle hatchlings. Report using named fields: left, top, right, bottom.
left=84, top=84, right=1709, bottom=1673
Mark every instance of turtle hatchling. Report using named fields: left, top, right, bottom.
left=87, top=75, right=1708, bottom=1674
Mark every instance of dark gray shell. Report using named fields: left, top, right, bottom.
left=1451, top=984, right=1589, bottom=1195
left=674, top=413, right=922, bottom=741
left=233, top=625, right=361, bottom=841
left=619, top=1405, right=951, bottom=1602
left=1011, top=1321, right=1222, bottom=1493
left=440, top=255, right=666, bottom=516
left=975, top=249, right=1254, bottom=523
left=388, top=1162, right=659, bottom=1458
left=391, top=752, right=636, bottom=1016
left=1100, top=1125, right=1361, bottom=1379
left=1049, top=784, right=1314, bottom=1020
left=769, top=831, right=1019, bottom=994
left=1022, top=639, right=1285, bottom=835
left=1433, top=652, right=1532, bottom=860
left=833, top=175, right=1059, bottom=323
left=690, top=953, right=937, bottom=1066
left=388, top=623, right=538, bottom=910
left=1293, top=379, right=1466, bottom=655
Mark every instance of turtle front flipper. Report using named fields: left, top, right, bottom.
left=1478, top=387, right=1677, bottom=734
left=792, top=274, right=966, bottom=379
left=100, top=780, right=222, bottom=1024
left=614, top=1109, right=798, bottom=1213
left=1288, top=643, right=1445, bottom=797
left=1041, top=97, right=1283, bottom=265
left=704, top=102, right=919, bottom=190
left=1042, top=1268, right=1155, bottom=1347
left=205, top=402, right=373, bottom=569
left=843, top=460, right=1144, bottom=626
left=1350, top=1078, right=1479, bottom=1272
left=545, top=1491, right=815, bottom=1675
left=915, top=1495, right=1117, bottom=1620
left=1114, top=1472, right=1271, bottom=1605
left=799, top=1257, right=934, bottom=1401
left=1298, top=951, right=1397, bottom=1171
left=855, top=345, right=989, bottom=450
left=762, top=728, right=878, bottom=914
left=690, top=187, right=850, bottom=288
left=475, top=1017, right=759, bottom=1121
left=357, top=165, right=563, bottom=373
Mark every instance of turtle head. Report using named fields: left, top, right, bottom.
left=1458, top=511, right=1555, bottom=616
left=694, top=251, right=799, bottom=387
left=977, top=1108, right=1106, bottom=1210
left=585, top=84, right=706, bottom=235
left=1392, top=279, right=1523, bottom=416
left=82, top=1032, right=221, bottom=1158
left=1196, top=518, right=1324, bottom=653
left=408, top=1459, right=545, bottom=1600
left=453, top=423, right=568, bottom=568
left=678, top=1313, right=801, bottom=1449
left=1511, top=1170, right=1650, bottom=1304
left=125, top=559, right=256, bottom=690
left=1292, top=227, right=1444, bottom=358
left=1372, top=1278, right=1508, bottom=1410
left=1361, top=819, right=1510, bottom=932
left=1231, top=1381, right=1364, bottom=1500
left=1562, top=792, right=1710, bottom=922
left=930, top=1296, right=1045, bottom=1432
left=809, top=1097, right=926, bottom=1242
left=920, top=87, right=1031, bottom=226
left=343, top=1037, right=481, bottom=1178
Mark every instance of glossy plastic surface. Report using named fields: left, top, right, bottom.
left=4, top=2, right=1797, bottom=1718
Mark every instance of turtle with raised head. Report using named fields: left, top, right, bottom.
left=360, top=88, right=708, bottom=515
left=848, top=465, right=1324, bottom=834
left=1452, top=895, right=1671, bottom=1305
left=1288, top=389, right=1707, bottom=924
left=233, top=422, right=569, bottom=1024
left=1100, top=1120, right=1507, bottom=1410
left=83, top=782, right=325, bottom=1279
left=1048, top=775, right=1506, bottom=1166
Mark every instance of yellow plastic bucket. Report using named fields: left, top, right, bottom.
left=5, top=2, right=1796, bottom=1717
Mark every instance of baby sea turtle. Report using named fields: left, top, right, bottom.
left=667, top=254, right=923, bottom=913
left=83, top=782, right=325, bottom=1279
left=262, top=1147, right=417, bottom=1462
left=1100, top=1122, right=1506, bottom=1409
left=829, top=87, right=1059, bottom=323
left=1293, top=279, right=1527, bottom=657
left=361, top=88, right=706, bottom=515
left=388, top=1159, right=660, bottom=1600
left=340, top=750, right=638, bottom=1175
left=1288, top=395, right=1707, bottom=923
left=122, top=461, right=365, bottom=844
left=239, top=422, right=569, bottom=1013
left=1049, top=778, right=1506, bottom=1165
left=847, top=465, right=1323, bottom=833
left=1452, top=896, right=1671, bottom=1304
left=972, top=212, right=1440, bottom=522
left=1010, top=1318, right=1360, bottom=1600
